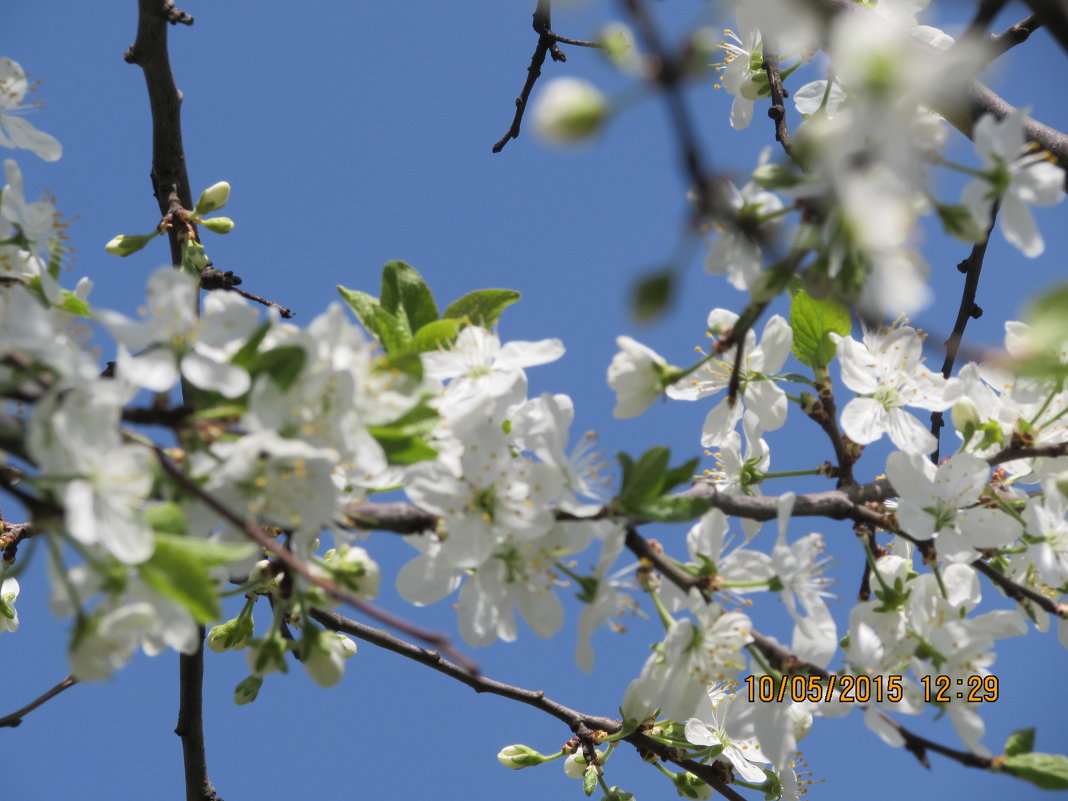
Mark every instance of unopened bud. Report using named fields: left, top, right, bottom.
left=200, top=216, right=235, bottom=234
left=194, top=181, right=231, bottom=215
left=233, top=674, right=263, bottom=705
left=599, top=23, right=641, bottom=74
left=951, top=397, right=981, bottom=433
left=673, top=772, right=712, bottom=800
left=497, top=744, right=546, bottom=770
left=104, top=232, right=158, bottom=257
left=532, top=78, right=609, bottom=146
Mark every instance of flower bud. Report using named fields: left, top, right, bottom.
left=951, top=397, right=981, bottom=434
left=599, top=23, right=641, bottom=74
left=1053, top=471, right=1068, bottom=499
left=497, top=744, right=546, bottom=770
left=532, top=78, right=609, bottom=146
left=301, top=628, right=353, bottom=688
left=673, top=772, right=712, bottom=800
left=563, top=751, right=589, bottom=779
left=0, top=577, right=19, bottom=633
left=104, top=232, right=158, bottom=257
left=194, top=181, right=231, bottom=215
left=323, top=545, right=381, bottom=599
left=207, top=613, right=254, bottom=652
left=247, top=632, right=289, bottom=677
left=200, top=216, right=235, bottom=234
left=233, top=674, right=263, bottom=705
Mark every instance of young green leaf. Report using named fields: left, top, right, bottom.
left=443, top=288, right=520, bottom=326
left=1003, top=752, right=1068, bottom=790
left=790, top=288, right=851, bottom=367
left=1005, top=727, right=1036, bottom=757
left=631, top=269, right=674, bottom=323
left=412, top=318, right=462, bottom=352
left=250, top=346, right=306, bottom=391
left=380, top=260, right=439, bottom=332
left=618, top=446, right=670, bottom=506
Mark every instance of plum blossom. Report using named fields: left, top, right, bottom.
left=0, top=57, right=61, bottom=161
left=668, top=309, right=792, bottom=446
left=831, top=324, right=949, bottom=454
left=685, top=682, right=770, bottom=782
left=962, top=108, right=1065, bottom=258
left=607, top=336, right=670, bottom=418
left=97, top=267, right=259, bottom=398
left=886, top=451, right=1021, bottom=561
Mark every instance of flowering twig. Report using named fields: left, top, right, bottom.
left=311, top=607, right=748, bottom=801
left=152, top=447, right=480, bottom=675
left=492, top=0, right=600, bottom=153
left=0, top=675, right=78, bottom=729
left=875, top=710, right=995, bottom=770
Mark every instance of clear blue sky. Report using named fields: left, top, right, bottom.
left=4, top=2, right=1068, bottom=800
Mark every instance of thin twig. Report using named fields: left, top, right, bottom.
left=876, top=710, right=995, bottom=769
left=0, top=675, right=77, bottom=728
left=1021, top=0, right=1068, bottom=57
left=763, top=51, right=794, bottom=157
left=930, top=204, right=998, bottom=462
left=494, top=0, right=598, bottom=153
left=311, top=608, right=747, bottom=801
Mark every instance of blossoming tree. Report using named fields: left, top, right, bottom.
left=4, top=1, right=1068, bottom=799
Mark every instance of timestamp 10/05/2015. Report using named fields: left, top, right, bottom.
left=743, top=673, right=1000, bottom=704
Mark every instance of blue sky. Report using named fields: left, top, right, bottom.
left=4, top=2, right=1068, bottom=800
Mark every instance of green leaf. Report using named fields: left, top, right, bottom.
left=375, top=351, right=424, bottom=382
left=138, top=534, right=254, bottom=624
left=443, top=288, right=520, bottom=326
left=790, top=288, right=851, bottom=367
left=935, top=203, right=986, bottom=243
left=367, top=429, right=438, bottom=465
left=144, top=502, right=188, bottom=536
left=631, top=270, right=674, bottom=323
left=630, top=495, right=711, bottom=523
left=338, top=286, right=383, bottom=337
left=583, top=766, right=598, bottom=797
left=661, top=456, right=699, bottom=495
left=378, top=400, right=439, bottom=436
left=412, top=318, right=462, bottom=352
left=250, top=346, right=305, bottom=392
left=57, top=289, right=91, bottom=317
left=618, top=447, right=670, bottom=506
left=1005, top=728, right=1036, bottom=757
left=380, top=260, right=439, bottom=332
left=231, top=322, right=272, bottom=370
left=1003, top=752, right=1068, bottom=790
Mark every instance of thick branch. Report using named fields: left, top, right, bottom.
left=124, top=0, right=196, bottom=266
left=174, top=632, right=222, bottom=801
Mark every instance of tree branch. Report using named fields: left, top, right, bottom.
left=124, top=0, right=196, bottom=266
left=930, top=204, right=997, bottom=462
left=311, top=607, right=748, bottom=801
left=987, top=13, right=1044, bottom=60
left=153, top=448, right=480, bottom=675
left=0, top=675, right=77, bottom=729
left=174, top=632, right=222, bottom=801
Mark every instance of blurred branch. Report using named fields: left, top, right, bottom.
left=762, top=51, right=794, bottom=158
left=987, top=13, right=1044, bottom=60
left=802, top=0, right=1068, bottom=178
left=0, top=675, right=77, bottom=729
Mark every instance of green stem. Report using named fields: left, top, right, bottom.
left=759, top=468, right=822, bottom=480
left=649, top=589, right=676, bottom=630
